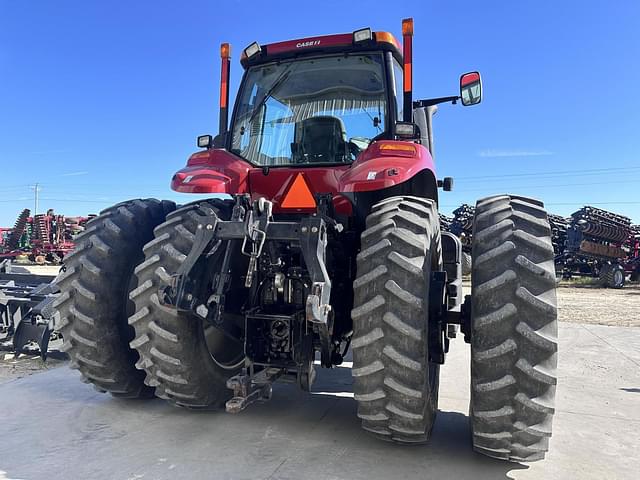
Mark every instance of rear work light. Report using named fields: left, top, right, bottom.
left=197, top=135, right=213, bottom=149
left=394, top=122, right=418, bottom=137
left=244, top=42, right=261, bottom=59
left=353, top=27, right=373, bottom=44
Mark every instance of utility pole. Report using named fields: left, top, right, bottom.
left=32, top=183, right=40, bottom=216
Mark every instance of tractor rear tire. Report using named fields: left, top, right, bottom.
left=470, top=195, right=558, bottom=462
left=599, top=263, right=625, bottom=289
left=351, top=196, right=442, bottom=444
left=129, top=200, right=246, bottom=408
left=53, top=199, right=175, bottom=397
left=462, top=251, right=472, bottom=276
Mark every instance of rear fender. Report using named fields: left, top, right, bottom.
left=340, top=141, right=439, bottom=229
left=346, top=169, right=439, bottom=231
left=338, top=141, right=436, bottom=193
left=171, top=149, right=252, bottom=194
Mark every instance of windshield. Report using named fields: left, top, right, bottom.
left=230, top=53, right=388, bottom=166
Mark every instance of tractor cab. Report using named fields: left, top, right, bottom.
left=171, top=20, right=482, bottom=218
left=228, top=31, right=403, bottom=167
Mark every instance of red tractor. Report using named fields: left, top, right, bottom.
left=54, top=19, right=558, bottom=462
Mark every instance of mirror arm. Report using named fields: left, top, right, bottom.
left=413, top=96, right=460, bottom=108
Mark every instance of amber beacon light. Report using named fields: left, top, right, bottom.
left=219, top=42, right=231, bottom=134
left=402, top=18, right=413, bottom=122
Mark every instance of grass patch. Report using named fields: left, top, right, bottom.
left=558, top=276, right=599, bottom=286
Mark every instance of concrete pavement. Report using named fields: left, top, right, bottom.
left=1, top=322, right=638, bottom=480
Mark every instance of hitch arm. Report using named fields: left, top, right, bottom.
left=162, top=220, right=220, bottom=311
left=225, top=367, right=281, bottom=413
left=299, top=217, right=333, bottom=366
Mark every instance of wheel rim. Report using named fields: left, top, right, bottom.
left=614, top=270, right=624, bottom=286
left=200, top=239, right=247, bottom=369
left=203, top=322, right=245, bottom=367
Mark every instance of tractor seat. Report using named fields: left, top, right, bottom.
left=292, top=116, right=348, bottom=163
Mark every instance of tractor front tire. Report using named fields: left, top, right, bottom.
left=470, top=195, right=558, bottom=462
left=129, top=200, right=245, bottom=408
left=351, top=196, right=442, bottom=444
left=54, top=199, right=175, bottom=397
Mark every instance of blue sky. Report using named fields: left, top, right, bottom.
left=1, top=0, right=639, bottom=226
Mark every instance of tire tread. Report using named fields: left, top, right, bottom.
left=470, top=194, right=557, bottom=462
left=54, top=198, right=175, bottom=398
left=352, top=196, right=441, bottom=444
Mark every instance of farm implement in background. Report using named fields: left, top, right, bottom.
left=0, top=260, right=63, bottom=359
left=441, top=204, right=639, bottom=287
left=623, top=223, right=640, bottom=281
left=0, top=209, right=93, bottom=264
left=553, top=206, right=637, bottom=288
left=446, top=204, right=475, bottom=275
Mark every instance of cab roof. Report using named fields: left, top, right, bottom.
left=240, top=31, right=402, bottom=68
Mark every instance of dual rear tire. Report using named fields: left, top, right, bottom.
left=55, top=194, right=557, bottom=461
left=352, top=194, right=558, bottom=461
left=54, top=199, right=175, bottom=397
left=469, top=195, right=558, bottom=462
left=128, top=200, right=246, bottom=408
left=54, top=199, right=243, bottom=406
left=351, top=196, right=442, bottom=443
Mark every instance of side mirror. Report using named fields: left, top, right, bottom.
left=394, top=122, right=420, bottom=139
left=460, top=71, right=482, bottom=106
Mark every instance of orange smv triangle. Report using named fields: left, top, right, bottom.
left=281, top=173, right=316, bottom=209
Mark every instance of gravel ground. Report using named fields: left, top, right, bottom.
left=0, top=354, right=65, bottom=384
left=459, top=279, right=640, bottom=328
left=460, top=279, right=640, bottom=328
left=557, top=282, right=640, bottom=327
